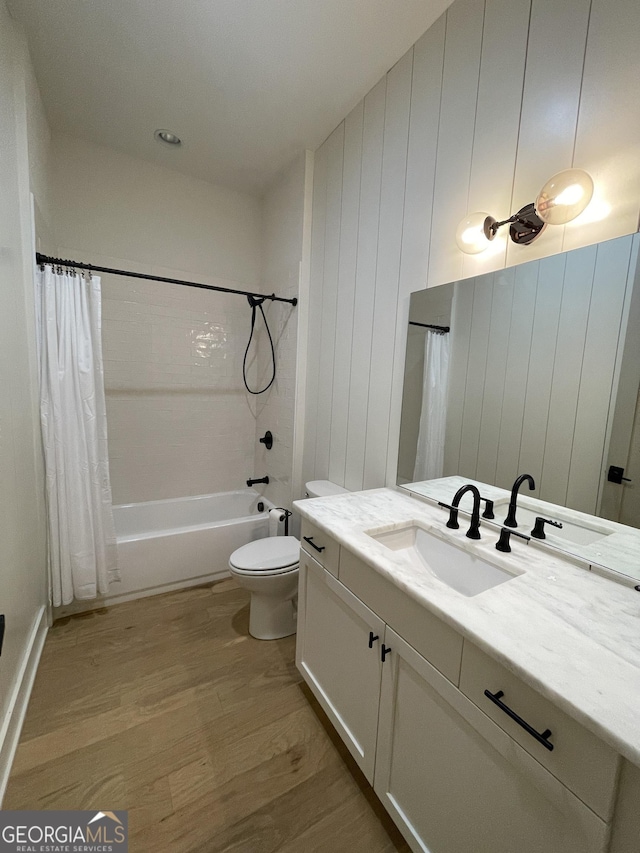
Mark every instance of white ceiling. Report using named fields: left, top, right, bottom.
left=8, top=0, right=453, bottom=195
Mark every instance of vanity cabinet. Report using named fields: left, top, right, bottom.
left=296, top=548, right=385, bottom=781
left=297, top=535, right=619, bottom=853
left=375, top=628, right=608, bottom=853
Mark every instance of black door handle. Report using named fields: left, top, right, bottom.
left=484, top=689, right=553, bottom=751
left=368, top=632, right=379, bottom=648
left=381, top=644, right=392, bottom=663
left=303, top=536, right=325, bottom=553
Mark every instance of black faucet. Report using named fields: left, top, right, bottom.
left=503, top=474, right=535, bottom=528
left=451, top=484, right=482, bottom=540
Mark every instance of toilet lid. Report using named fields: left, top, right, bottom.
left=230, top=536, right=300, bottom=572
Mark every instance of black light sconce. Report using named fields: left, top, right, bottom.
left=456, top=169, right=594, bottom=254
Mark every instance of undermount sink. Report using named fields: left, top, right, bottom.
left=367, top=524, right=521, bottom=597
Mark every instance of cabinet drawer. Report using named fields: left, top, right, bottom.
left=339, top=548, right=462, bottom=685
left=460, top=642, right=619, bottom=821
left=300, top=520, right=340, bottom=576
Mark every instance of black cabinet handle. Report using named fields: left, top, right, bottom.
left=484, top=689, right=554, bottom=751
left=368, top=632, right=379, bottom=648
left=303, top=536, right=325, bottom=553
left=381, top=644, right=392, bottom=663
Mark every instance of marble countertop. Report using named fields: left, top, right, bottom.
left=293, top=487, right=640, bottom=768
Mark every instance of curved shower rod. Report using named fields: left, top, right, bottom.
left=35, top=253, right=298, bottom=307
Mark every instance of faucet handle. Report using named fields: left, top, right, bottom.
left=438, top=502, right=460, bottom=530
left=496, top=527, right=530, bottom=553
left=531, top=517, right=563, bottom=539
left=480, top=497, right=495, bottom=520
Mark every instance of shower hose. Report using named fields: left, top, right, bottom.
left=243, top=294, right=276, bottom=395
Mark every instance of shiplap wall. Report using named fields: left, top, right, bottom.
left=444, top=236, right=636, bottom=515
left=303, top=0, right=640, bottom=493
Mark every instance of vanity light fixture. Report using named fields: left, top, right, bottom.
left=455, top=168, right=594, bottom=254
left=154, top=129, right=182, bottom=146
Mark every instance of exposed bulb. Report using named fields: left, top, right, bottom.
left=455, top=212, right=496, bottom=254
left=535, top=169, right=593, bottom=225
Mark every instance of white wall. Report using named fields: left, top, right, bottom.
left=49, top=135, right=264, bottom=503
left=303, top=0, right=640, bottom=493
left=0, top=2, right=49, bottom=799
left=253, top=153, right=308, bottom=512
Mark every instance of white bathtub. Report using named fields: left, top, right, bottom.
left=109, top=490, right=274, bottom=603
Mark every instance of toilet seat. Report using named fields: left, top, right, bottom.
left=229, top=536, right=300, bottom=574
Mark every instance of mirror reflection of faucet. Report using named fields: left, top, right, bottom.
left=504, top=474, right=535, bottom=528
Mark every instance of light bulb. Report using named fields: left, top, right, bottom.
left=535, top=169, right=593, bottom=225
left=455, top=212, right=496, bottom=254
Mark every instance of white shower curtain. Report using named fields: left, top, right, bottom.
left=36, top=265, right=118, bottom=606
left=413, top=330, right=450, bottom=482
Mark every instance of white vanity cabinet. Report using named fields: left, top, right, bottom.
left=374, top=627, right=608, bottom=853
left=296, top=534, right=620, bottom=853
left=296, top=548, right=385, bottom=781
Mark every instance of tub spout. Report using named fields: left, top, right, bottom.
left=247, top=476, right=269, bottom=487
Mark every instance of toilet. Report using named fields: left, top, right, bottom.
left=228, top=480, right=349, bottom=640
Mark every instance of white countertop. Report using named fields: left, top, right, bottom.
left=294, top=487, right=640, bottom=768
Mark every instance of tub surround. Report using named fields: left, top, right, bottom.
left=293, top=487, right=640, bottom=768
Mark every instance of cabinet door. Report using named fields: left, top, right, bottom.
left=296, top=549, right=385, bottom=782
left=374, top=628, right=608, bottom=853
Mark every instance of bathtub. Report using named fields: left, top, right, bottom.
left=109, top=490, right=274, bottom=603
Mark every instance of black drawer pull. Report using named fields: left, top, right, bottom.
left=303, top=536, right=325, bottom=553
left=381, top=644, right=392, bottom=663
left=484, top=689, right=554, bottom=751
left=368, top=632, right=379, bottom=648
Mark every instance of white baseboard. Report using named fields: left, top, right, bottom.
left=53, top=569, right=231, bottom=619
left=0, top=606, right=48, bottom=805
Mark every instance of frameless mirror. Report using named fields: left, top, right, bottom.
left=397, top=233, right=640, bottom=581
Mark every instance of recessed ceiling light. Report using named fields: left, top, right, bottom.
left=154, top=129, right=182, bottom=146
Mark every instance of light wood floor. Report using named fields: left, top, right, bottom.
left=5, top=579, right=410, bottom=853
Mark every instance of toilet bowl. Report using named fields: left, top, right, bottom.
left=229, top=536, right=300, bottom=640
left=228, top=481, right=349, bottom=640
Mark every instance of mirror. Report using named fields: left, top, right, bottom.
left=397, top=233, right=640, bottom=581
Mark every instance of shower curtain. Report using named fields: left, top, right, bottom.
left=36, top=265, right=118, bottom=606
left=413, top=330, right=450, bottom=482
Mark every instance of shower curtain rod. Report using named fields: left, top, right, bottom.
left=35, top=253, right=298, bottom=306
left=409, top=321, right=450, bottom=333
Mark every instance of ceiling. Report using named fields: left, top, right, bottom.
left=9, top=0, right=453, bottom=196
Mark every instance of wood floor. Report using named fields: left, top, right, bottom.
left=5, top=579, right=410, bottom=853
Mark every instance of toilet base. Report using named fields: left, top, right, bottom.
left=248, top=591, right=297, bottom=640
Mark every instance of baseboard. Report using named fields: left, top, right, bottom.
left=0, top=606, right=48, bottom=805
left=53, top=569, right=231, bottom=620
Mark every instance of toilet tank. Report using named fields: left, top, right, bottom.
left=304, top=480, right=350, bottom=498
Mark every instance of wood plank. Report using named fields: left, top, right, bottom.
left=494, top=260, right=539, bottom=489
left=302, top=141, right=328, bottom=486
left=329, top=102, right=364, bottom=486
left=314, top=124, right=345, bottom=478
left=539, top=244, right=597, bottom=505
left=344, top=79, right=387, bottom=491
left=475, top=268, right=516, bottom=485
left=386, top=15, right=446, bottom=487
left=567, top=237, right=633, bottom=512
left=517, top=253, right=566, bottom=492
left=363, top=49, right=413, bottom=489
